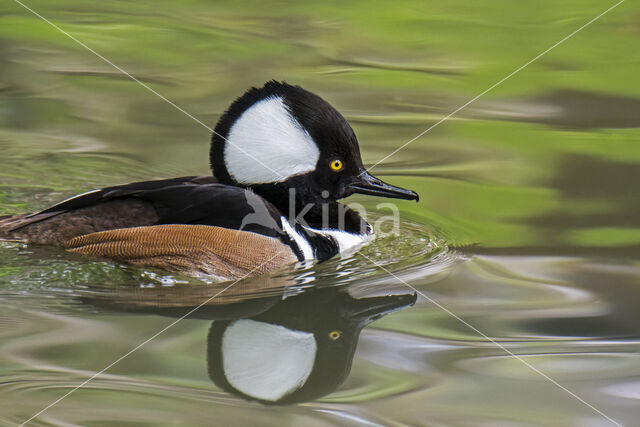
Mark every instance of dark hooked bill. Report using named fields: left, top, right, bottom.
left=350, top=171, right=419, bottom=201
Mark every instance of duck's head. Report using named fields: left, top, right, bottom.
left=210, top=81, right=418, bottom=210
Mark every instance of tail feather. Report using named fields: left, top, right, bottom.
left=0, top=214, right=30, bottom=241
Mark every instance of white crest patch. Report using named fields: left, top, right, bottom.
left=225, top=96, right=320, bottom=184
left=221, top=319, right=317, bottom=401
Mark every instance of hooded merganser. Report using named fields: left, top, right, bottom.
left=0, top=81, right=418, bottom=279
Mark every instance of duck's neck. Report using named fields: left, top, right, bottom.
left=292, top=202, right=370, bottom=234
left=247, top=185, right=370, bottom=234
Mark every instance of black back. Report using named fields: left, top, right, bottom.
left=34, top=176, right=284, bottom=237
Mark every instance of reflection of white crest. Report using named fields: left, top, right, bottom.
left=222, top=319, right=317, bottom=401
left=239, top=190, right=282, bottom=232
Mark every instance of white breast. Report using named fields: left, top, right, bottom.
left=282, top=218, right=373, bottom=260
left=306, top=227, right=373, bottom=257
left=305, top=227, right=375, bottom=257
left=281, top=217, right=314, bottom=260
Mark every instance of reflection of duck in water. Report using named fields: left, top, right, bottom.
left=207, top=287, right=416, bottom=404
left=80, top=284, right=415, bottom=405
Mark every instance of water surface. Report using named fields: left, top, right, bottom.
left=1, top=1, right=640, bottom=425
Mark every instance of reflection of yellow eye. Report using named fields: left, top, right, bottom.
left=330, top=159, right=343, bottom=172
left=329, top=330, right=342, bottom=340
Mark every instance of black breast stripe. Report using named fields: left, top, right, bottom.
left=295, top=224, right=339, bottom=261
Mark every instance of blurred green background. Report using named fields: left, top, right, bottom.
left=1, top=0, right=638, bottom=251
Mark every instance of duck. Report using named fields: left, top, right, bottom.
left=0, top=81, right=418, bottom=280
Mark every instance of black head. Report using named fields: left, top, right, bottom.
left=210, top=81, right=418, bottom=211
left=206, top=287, right=417, bottom=405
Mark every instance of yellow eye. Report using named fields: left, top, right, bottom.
left=330, top=159, right=343, bottom=172
left=329, top=330, right=342, bottom=340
